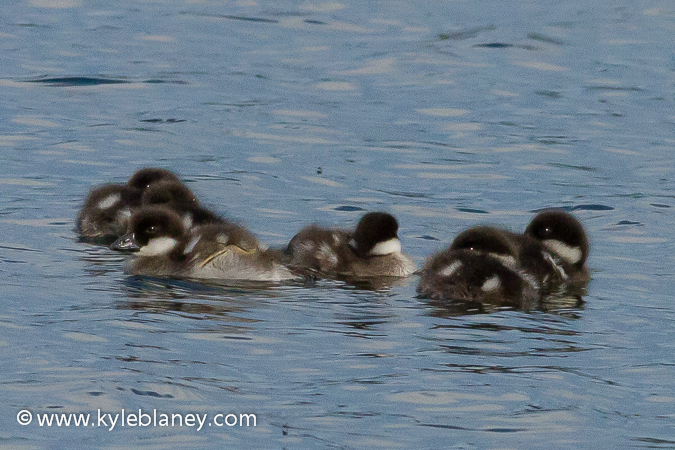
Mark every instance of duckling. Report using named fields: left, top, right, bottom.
left=111, top=206, right=296, bottom=281
left=111, top=206, right=186, bottom=276
left=77, top=168, right=182, bottom=243
left=449, top=225, right=565, bottom=291
left=524, top=209, right=590, bottom=288
left=76, top=183, right=129, bottom=244
left=449, top=226, right=521, bottom=269
left=122, top=168, right=181, bottom=207
left=285, top=211, right=416, bottom=278
left=416, top=248, right=539, bottom=309
left=140, top=180, right=225, bottom=229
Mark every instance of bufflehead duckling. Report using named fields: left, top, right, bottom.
left=77, top=168, right=182, bottom=243
left=111, top=206, right=296, bottom=281
left=449, top=226, right=520, bottom=269
left=285, top=211, right=416, bottom=278
left=76, top=184, right=129, bottom=244
left=122, top=168, right=181, bottom=207
left=450, top=225, right=566, bottom=291
left=111, top=206, right=186, bottom=276
left=524, top=210, right=590, bottom=288
left=140, top=181, right=225, bottom=228
left=416, top=248, right=539, bottom=309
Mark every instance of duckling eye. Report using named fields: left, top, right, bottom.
left=145, top=225, right=158, bottom=235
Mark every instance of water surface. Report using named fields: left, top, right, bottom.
left=1, top=0, right=674, bottom=448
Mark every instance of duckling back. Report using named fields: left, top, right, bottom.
left=186, top=222, right=297, bottom=282
left=286, top=225, right=351, bottom=275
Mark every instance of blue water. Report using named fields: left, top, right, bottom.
left=1, top=0, right=674, bottom=448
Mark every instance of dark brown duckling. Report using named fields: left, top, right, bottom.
left=417, top=248, right=539, bottom=310
left=286, top=212, right=416, bottom=278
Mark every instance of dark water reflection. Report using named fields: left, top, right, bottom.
left=1, top=0, right=674, bottom=448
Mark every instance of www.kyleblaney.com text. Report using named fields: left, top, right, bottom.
left=16, top=409, right=256, bottom=431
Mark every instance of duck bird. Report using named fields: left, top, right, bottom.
left=122, top=168, right=181, bottom=207
left=449, top=225, right=567, bottom=292
left=449, top=226, right=521, bottom=269
left=417, top=227, right=540, bottom=309
left=77, top=168, right=181, bottom=244
left=285, top=211, right=416, bottom=278
left=524, top=209, right=590, bottom=289
left=417, top=248, right=540, bottom=309
left=418, top=211, right=590, bottom=310
left=76, top=183, right=129, bottom=244
left=111, top=206, right=296, bottom=282
left=140, top=180, right=225, bottom=229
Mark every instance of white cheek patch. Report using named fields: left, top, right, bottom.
left=481, top=275, right=501, bottom=292
left=491, top=253, right=517, bottom=270
left=217, top=233, right=229, bottom=245
left=138, top=237, right=178, bottom=256
left=439, top=260, right=462, bottom=277
left=96, top=193, right=121, bottom=210
left=184, top=235, right=201, bottom=255
left=544, top=239, right=582, bottom=264
left=369, top=238, right=401, bottom=256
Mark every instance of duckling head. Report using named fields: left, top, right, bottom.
left=350, top=212, right=401, bottom=257
left=525, top=210, right=589, bottom=267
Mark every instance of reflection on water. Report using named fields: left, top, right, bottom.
left=424, top=292, right=585, bottom=318
left=1, top=0, right=674, bottom=448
